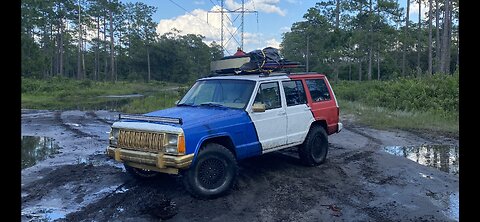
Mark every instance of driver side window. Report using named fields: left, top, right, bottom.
left=253, top=82, right=281, bottom=110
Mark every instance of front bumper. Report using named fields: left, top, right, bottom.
left=106, top=146, right=193, bottom=174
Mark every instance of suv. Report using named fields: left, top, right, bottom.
left=107, top=72, right=342, bottom=198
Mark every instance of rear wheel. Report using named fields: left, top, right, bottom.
left=124, top=163, right=159, bottom=179
left=298, top=126, right=329, bottom=166
left=182, top=143, right=238, bottom=199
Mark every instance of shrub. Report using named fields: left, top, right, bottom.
left=334, top=74, right=458, bottom=113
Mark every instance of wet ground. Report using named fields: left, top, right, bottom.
left=21, top=109, right=459, bottom=222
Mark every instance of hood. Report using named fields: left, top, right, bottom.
left=145, top=106, right=246, bottom=128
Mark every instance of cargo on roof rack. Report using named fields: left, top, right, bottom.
left=210, top=47, right=303, bottom=76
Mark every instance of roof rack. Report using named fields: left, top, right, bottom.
left=206, top=69, right=322, bottom=78
left=208, top=65, right=306, bottom=77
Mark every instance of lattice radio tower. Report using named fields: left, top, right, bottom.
left=208, top=0, right=258, bottom=54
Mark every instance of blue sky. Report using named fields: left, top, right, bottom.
left=121, top=0, right=422, bottom=55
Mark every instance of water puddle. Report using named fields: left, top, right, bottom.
left=21, top=136, right=61, bottom=169
left=98, top=94, right=144, bottom=98
left=446, top=192, right=459, bottom=221
left=383, top=145, right=458, bottom=175
left=22, top=207, right=68, bottom=222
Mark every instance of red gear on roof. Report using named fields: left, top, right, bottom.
left=234, top=47, right=246, bottom=56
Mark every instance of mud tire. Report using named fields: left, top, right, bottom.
left=182, top=143, right=238, bottom=199
left=124, top=163, right=160, bottom=179
left=298, top=126, right=329, bottom=166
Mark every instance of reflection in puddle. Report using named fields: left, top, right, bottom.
left=384, top=145, right=459, bottom=221
left=383, top=145, right=458, bottom=175
left=21, top=136, right=61, bottom=169
left=427, top=191, right=459, bottom=221
left=447, top=192, right=459, bottom=221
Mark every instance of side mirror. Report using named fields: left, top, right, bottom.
left=174, top=100, right=179, bottom=105
left=252, top=103, right=266, bottom=112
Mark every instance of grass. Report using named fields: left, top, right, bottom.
left=333, top=73, right=459, bottom=135
left=339, top=99, right=459, bottom=134
left=21, top=77, right=189, bottom=113
left=22, top=74, right=459, bottom=135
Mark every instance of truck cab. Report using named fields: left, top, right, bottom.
left=107, top=72, right=342, bottom=198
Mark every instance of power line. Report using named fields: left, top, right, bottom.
left=207, top=0, right=241, bottom=53
left=168, top=0, right=190, bottom=15
left=168, top=0, right=231, bottom=54
left=209, top=0, right=218, bottom=7
left=207, top=0, right=257, bottom=52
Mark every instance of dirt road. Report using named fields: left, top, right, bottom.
left=21, top=109, right=459, bottom=222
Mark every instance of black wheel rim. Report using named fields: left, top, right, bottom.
left=311, top=136, right=326, bottom=161
left=197, top=158, right=227, bottom=189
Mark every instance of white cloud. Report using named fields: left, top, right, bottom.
left=243, top=32, right=262, bottom=46
left=225, top=0, right=286, bottom=16
left=157, top=6, right=262, bottom=54
left=265, top=38, right=281, bottom=49
left=409, top=0, right=429, bottom=21
left=156, top=3, right=286, bottom=55
left=280, top=26, right=291, bottom=33
left=157, top=6, right=223, bottom=41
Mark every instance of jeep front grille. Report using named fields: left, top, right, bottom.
left=118, top=130, right=165, bottom=152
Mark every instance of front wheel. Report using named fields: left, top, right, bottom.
left=182, top=143, right=238, bottom=199
left=298, top=126, right=329, bottom=166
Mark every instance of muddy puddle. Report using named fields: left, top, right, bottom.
left=383, top=145, right=459, bottom=175
left=21, top=136, right=61, bottom=169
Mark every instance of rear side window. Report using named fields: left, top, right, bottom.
left=306, top=79, right=331, bottom=102
left=282, top=80, right=307, bottom=106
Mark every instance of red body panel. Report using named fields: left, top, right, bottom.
left=290, top=74, right=340, bottom=135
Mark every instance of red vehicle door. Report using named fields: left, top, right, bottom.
left=292, top=75, right=339, bottom=135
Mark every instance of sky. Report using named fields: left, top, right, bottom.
left=121, top=0, right=424, bottom=56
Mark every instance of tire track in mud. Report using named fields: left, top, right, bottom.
left=55, top=111, right=100, bottom=138
left=62, top=175, right=180, bottom=221
left=345, top=125, right=383, bottom=146
left=325, top=125, right=401, bottom=221
left=85, top=111, right=115, bottom=125
left=22, top=164, right=123, bottom=203
left=229, top=164, right=273, bottom=215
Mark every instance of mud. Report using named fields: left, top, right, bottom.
left=21, top=109, right=459, bottom=222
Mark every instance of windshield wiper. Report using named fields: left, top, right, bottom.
left=199, top=102, right=226, bottom=108
left=177, top=103, right=196, bottom=107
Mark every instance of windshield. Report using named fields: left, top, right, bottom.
left=178, top=79, right=256, bottom=109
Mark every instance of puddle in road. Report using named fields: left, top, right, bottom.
left=426, top=191, right=459, bottom=221
left=22, top=207, right=68, bottom=222
left=21, top=136, right=61, bottom=169
left=446, top=192, right=459, bottom=221
left=98, top=94, right=144, bottom=98
left=384, top=145, right=459, bottom=221
left=383, top=144, right=459, bottom=175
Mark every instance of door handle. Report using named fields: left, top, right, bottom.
left=278, top=111, right=286, bottom=116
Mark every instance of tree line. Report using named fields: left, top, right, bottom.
left=21, top=0, right=223, bottom=83
left=280, top=0, right=458, bottom=81
left=21, top=0, right=458, bottom=83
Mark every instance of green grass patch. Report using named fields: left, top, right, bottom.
left=120, top=92, right=183, bottom=114
left=334, top=74, right=459, bottom=135
left=21, top=76, right=189, bottom=113
left=339, top=100, right=458, bottom=134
